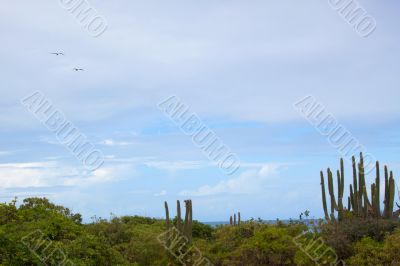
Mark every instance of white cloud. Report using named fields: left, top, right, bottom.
left=180, top=163, right=282, bottom=196
left=144, top=160, right=204, bottom=172
left=154, top=190, right=167, bottom=197
left=0, top=160, right=133, bottom=189
left=62, top=163, right=136, bottom=187
left=259, top=164, right=279, bottom=177
left=106, top=156, right=156, bottom=163
left=38, top=136, right=60, bottom=145
left=0, top=191, right=55, bottom=200
left=104, top=156, right=206, bottom=172
left=0, top=161, right=71, bottom=188
left=0, top=150, right=13, bottom=156
left=100, top=139, right=138, bottom=146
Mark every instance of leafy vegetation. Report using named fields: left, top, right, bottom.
left=1, top=154, right=400, bottom=265
left=1, top=197, right=400, bottom=265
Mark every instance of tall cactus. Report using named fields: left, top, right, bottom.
left=349, top=184, right=354, bottom=211
left=320, top=171, right=330, bottom=221
left=176, top=200, right=182, bottom=232
left=320, top=153, right=399, bottom=222
left=351, top=156, right=359, bottom=215
left=347, top=196, right=351, bottom=211
left=362, top=185, right=369, bottom=218
left=337, top=168, right=344, bottom=221
left=164, top=201, right=171, bottom=246
left=229, top=212, right=242, bottom=226
left=327, top=168, right=337, bottom=220
left=375, top=161, right=380, bottom=216
left=384, top=166, right=389, bottom=218
left=371, top=183, right=378, bottom=217
left=183, top=199, right=193, bottom=243
left=388, top=172, right=395, bottom=219
left=163, top=199, right=193, bottom=244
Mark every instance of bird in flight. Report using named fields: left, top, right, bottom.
left=73, top=68, right=84, bottom=71
left=51, top=52, right=64, bottom=56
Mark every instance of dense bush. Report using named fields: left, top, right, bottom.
left=0, top=198, right=167, bottom=265
left=346, top=237, right=386, bottom=265
left=192, top=220, right=213, bottom=240
left=346, top=229, right=400, bottom=265
left=320, top=217, right=400, bottom=259
left=1, top=198, right=400, bottom=265
left=206, top=221, right=308, bottom=266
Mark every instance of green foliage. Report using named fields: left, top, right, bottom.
left=382, top=228, right=400, bottom=263
left=293, top=230, right=339, bottom=266
left=320, top=216, right=400, bottom=259
left=346, top=229, right=400, bottom=265
left=346, top=237, right=386, bottom=265
left=1, top=191, right=399, bottom=266
left=235, top=226, right=296, bottom=265
left=192, top=220, right=213, bottom=240
left=207, top=221, right=308, bottom=266
left=0, top=198, right=168, bottom=265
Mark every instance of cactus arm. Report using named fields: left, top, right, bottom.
left=327, top=168, right=338, bottom=211
left=371, top=183, right=377, bottom=217
left=376, top=161, right=381, bottom=217
left=389, top=172, right=395, bottom=218
left=384, top=166, right=389, bottom=218
left=183, top=200, right=190, bottom=240
left=340, top=158, right=345, bottom=198
left=337, top=170, right=344, bottom=221
left=358, top=160, right=366, bottom=217
left=177, top=200, right=182, bottom=232
left=320, top=171, right=330, bottom=221
left=188, top=200, right=192, bottom=243
left=352, top=156, right=359, bottom=215
left=347, top=196, right=351, bottom=211
left=363, top=186, right=369, bottom=218
left=164, top=201, right=171, bottom=246
left=350, top=184, right=355, bottom=211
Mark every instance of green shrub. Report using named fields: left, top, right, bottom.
left=320, top=217, right=400, bottom=259
left=383, top=229, right=400, bottom=263
left=346, top=237, right=386, bottom=266
left=192, top=220, right=213, bottom=240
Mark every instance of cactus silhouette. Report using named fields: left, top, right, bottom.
left=320, top=153, right=400, bottom=222
left=229, top=212, right=241, bottom=226
left=164, top=201, right=171, bottom=246
left=164, top=199, right=193, bottom=244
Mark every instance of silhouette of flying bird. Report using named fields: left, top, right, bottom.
left=51, top=52, right=64, bottom=56
left=73, top=68, right=84, bottom=71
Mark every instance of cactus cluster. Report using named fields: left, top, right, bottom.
left=320, top=153, right=400, bottom=222
left=229, top=211, right=241, bottom=226
left=164, top=199, right=193, bottom=243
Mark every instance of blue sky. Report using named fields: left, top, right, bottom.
left=1, top=0, right=400, bottom=222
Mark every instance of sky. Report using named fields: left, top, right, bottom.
left=0, top=0, right=400, bottom=222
